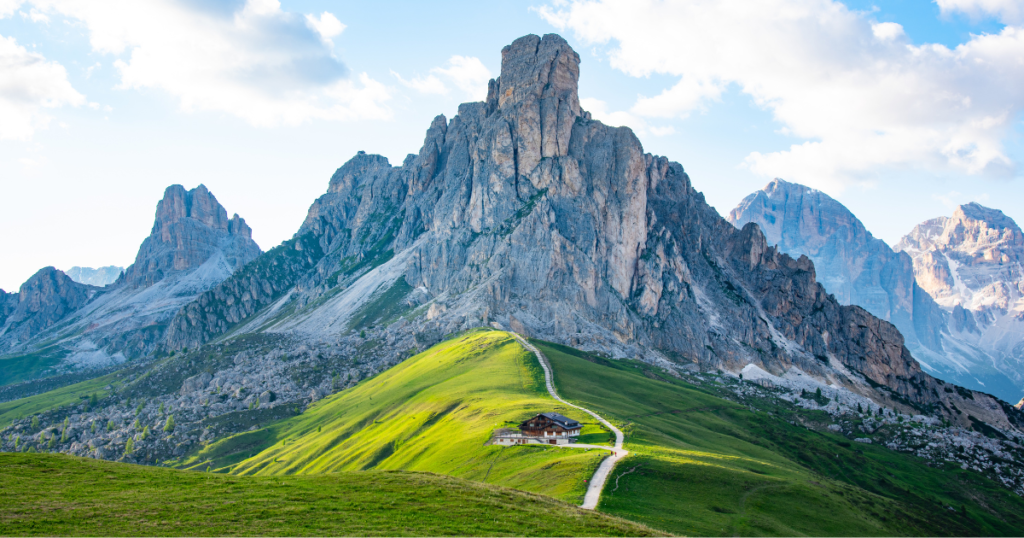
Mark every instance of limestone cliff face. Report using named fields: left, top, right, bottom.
left=163, top=34, right=1019, bottom=431
left=728, top=179, right=947, bottom=352
left=120, top=185, right=261, bottom=289
left=0, top=185, right=263, bottom=379
left=66, top=266, right=123, bottom=287
left=0, top=268, right=94, bottom=348
left=895, top=203, right=1024, bottom=400
left=895, top=203, right=1024, bottom=315
left=728, top=181, right=1024, bottom=403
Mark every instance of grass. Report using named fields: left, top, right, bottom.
left=185, top=330, right=608, bottom=505
left=0, top=347, right=66, bottom=386
left=0, top=373, right=118, bottom=428
left=535, top=340, right=1024, bottom=537
left=0, top=452, right=657, bottom=536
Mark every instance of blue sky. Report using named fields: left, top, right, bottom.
left=1, top=0, right=1022, bottom=291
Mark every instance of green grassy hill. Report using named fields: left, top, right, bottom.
left=197, top=330, right=1024, bottom=536
left=535, top=340, right=1024, bottom=536
left=5, top=329, right=1023, bottom=536
left=0, top=452, right=655, bottom=536
left=183, top=330, right=612, bottom=504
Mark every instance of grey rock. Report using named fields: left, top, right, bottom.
left=66, top=266, right=123, bottom=287
left=729, top=179, right=947, bottom=352
left=0, top=267, right=95, bottom=347
left=120, top=184, right=261, bottom=289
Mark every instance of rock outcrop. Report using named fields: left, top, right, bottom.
left=66, top=266, right=123, bottom=287
left=0, top=268, right=94, bottom=348
left=120, top=185, right=261, bottom=289
left=730, top=181, right=1024, bottom=404
left=895, top=203, right=1024, bottom=402
left=0, top=185, right=262, bottom=381
left=166, top=34, right=1020, bottom=432
left=729, top=179, right=947, bottom=352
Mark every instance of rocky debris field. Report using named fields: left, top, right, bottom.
left=673, top=366, right=1024, bottom=497
left=0, top=322, right=422, bottom=465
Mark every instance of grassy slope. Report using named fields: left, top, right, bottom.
left=0, top=373, right=118, bottom=428
left=0, top=453, right=655, bottom=537
left=0, top=347, right=64, bottom=387
left=185, top=330, right=609, bottom=505
left=535, top=340, right=1024, bottom=537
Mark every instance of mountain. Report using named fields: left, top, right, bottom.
left=728, top=180, right=1022, bottom=403
left=728, top=179, right=947, bottom=351
left=66, top=266, right=123, bottom=287
left=894, top=203, right=1024, bottom=397
left=163, top=34, right=1017, bottom=432
left=0, top=267, right=96, bottom=347
left=0, top=185, right=260, bottom=384
left=3, top=34, right=1024, bottom=507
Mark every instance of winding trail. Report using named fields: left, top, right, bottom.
left=513, top=334, right=628, bottom=510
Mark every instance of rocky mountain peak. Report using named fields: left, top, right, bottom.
left=0, top=267, right=93, bottom=345
left=120, top=184, right=261, bottom=289
left=729, top=178, right=948, bottom=356
left=493, top=34, right=581, bottom=115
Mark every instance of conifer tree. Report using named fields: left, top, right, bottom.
left=30, top=416, right=39, bottom=430
left=142, top=426, right=150, bottom=440
left=90, top=421, right=97, bottom=433
left=158, top=402, right=165, bottom=414
left=163, top=415, right=175, bottom=433
left=125, top=438, right=134, bottom=455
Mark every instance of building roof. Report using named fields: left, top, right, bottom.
left=539, top=412, right=580, bottom=428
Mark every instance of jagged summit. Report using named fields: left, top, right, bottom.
left=728, top=178, right=946, bottom=352
left=729, top=180, right=1024, bottom=403
left=167, top=33, right=1021, bottom=433
left=0, top=267, right=93, bottom=347
left=120, top=184, right=260, bottom=289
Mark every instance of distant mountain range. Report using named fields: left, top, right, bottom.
left=1, top=34, right=1021, bottom=480
left=66, top=266, right=123, bottom=287
left=0, top=184, right=260, bottom=381
left=730, top=179, right=1023, bottom=404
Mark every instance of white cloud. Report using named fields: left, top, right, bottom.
left=871, top=21, right=905, bottom=41
left=0, top=0, right=23, bottom=18
left=433, top=56, right=491, bottom=100
left=391, top=70, right=447, bottom=95
left=306, top=11, right=345, bottom=43
left=581, top=97, right=674, bottom=136
left=539, top=0, right=1024, bottom=190
left=0, top=34, right=84, bottom=140
left=27, top=0, right=390, bottom=126
left=394, top=55, right=492, bottom=100
left=937, top=0, right=1024, bottom=24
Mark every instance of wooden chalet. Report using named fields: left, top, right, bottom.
left=494, top=412, right=582, bottom=446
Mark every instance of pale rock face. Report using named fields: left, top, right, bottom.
left=895, top=203, right=1024, bottom=313
left=66, top=266, right=123, bottom=287
left=728, top=179, right=947, bottom=353
left=167, top=34, right=1023, bottom=433
left=0, top=185, right=262, bottom=380
left=894, top=203, right=1024, bottom=402
left=0, top=267, right=94, bottom=346
left=121, top=184, right=261, bottom=288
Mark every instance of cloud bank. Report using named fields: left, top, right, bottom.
left=24, top=0, right=391, bottom=126
left=0, top=34, right=84, bottom=140
left=539, top=0, right=1024, bottom=190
